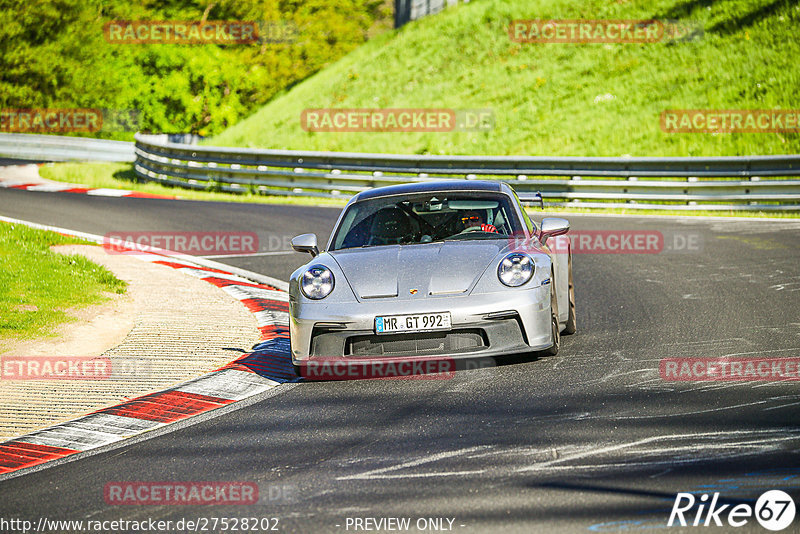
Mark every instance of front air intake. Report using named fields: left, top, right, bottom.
left=345, top=329, right=487, bottom=357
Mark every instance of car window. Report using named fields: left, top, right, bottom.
left=330, top=192, right=522, bottom=250
left=513, top=190, right=538, bottom=235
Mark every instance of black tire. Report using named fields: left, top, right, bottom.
left=541, top=275, right=560, bottom=356
left=563, top=249, right=577, bottom=335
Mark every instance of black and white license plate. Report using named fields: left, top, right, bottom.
left=375, top=312, right=452, bottom=334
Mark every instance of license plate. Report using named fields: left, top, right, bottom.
left=375, top=312, right=451, bottom=334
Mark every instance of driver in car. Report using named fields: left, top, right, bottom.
left=460, top=210, right=498, bottom=233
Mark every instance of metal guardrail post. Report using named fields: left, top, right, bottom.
left=132, top=134, right=800, bottom=211
left=0, top=133, right=134, bottom=162
left=2, top=132, right=798, bottom=210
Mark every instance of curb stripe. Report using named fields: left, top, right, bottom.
left=0, top=442, right=79, bottom=472
left=65, top=414, right=163, bottom=436
left=0, top=181, right=173, bottom=199
left=20, top=427, right=129, bottom=451
left=224, top=285, right=289, bottom=302
left=258, top=326, right=289, bottom=340
left=178, top=269, right=262, bottom=285
left=177, top=369, right=279, bottom=400
left=2, top=415, right=165, bottom=456
left=240, top=298, right=290, bottom=313
left=99, top=391, right=233, bottom=424
left=151, top=260, right=232, bottom=275
left=202, top=276, right=278, bottom=290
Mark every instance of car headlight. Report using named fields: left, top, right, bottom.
left=497, top=253, right=534, bottom=287
left=301, top=265, right=335, bottom=299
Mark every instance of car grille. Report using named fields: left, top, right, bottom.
left=345, top=329, right=487, bottom=357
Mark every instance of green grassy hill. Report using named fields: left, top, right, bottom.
left=210, top=0, right=800, bottom=156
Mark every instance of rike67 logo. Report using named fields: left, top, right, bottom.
left=669, top=490, right=796, bottom=530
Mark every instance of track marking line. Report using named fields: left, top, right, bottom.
left=337, top=446, right=491, bottom=480
left=516, top=429, right=800, bottom=473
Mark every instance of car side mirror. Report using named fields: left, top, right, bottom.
left=539, top=217, right=569, bottom=245
left=291, top=233, right=319, bottom=257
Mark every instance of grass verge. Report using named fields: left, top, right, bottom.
left=0, top=222, right=127, bottom=347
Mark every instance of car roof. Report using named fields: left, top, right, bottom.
left=352, top=179, right=509, bottom=202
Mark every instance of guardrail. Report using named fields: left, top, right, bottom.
left=0, top=133, right=134, bottom=162
left=134, top=134, right=800, bottom=211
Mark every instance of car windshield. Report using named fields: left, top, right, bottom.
left=330, top=192, right=522, bottom=250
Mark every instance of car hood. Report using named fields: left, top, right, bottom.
left=329, top=240, right=509, bottom=299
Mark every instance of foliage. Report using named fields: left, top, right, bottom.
left=0, top=0, right=393, bottom=139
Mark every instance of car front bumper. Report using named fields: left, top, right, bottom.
left=290, top=283, right=553, bottom=363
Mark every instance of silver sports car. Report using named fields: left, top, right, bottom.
left=289, top=180, right=575, bottom=372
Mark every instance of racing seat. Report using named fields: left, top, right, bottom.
left=368, top=207, right=412, bottom=246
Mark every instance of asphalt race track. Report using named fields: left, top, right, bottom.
left=1, top=187, right=799, bottom=533
left=0, top=158, right=49, bottom=166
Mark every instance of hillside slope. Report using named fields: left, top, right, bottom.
left=210, top=0, right=800, bottom=156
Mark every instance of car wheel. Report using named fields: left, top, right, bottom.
left=563, top=249, right=577, bottom=335
left=541, top=275, right=560, bottom=356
